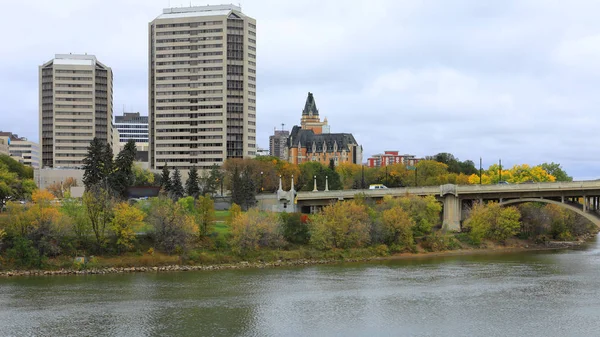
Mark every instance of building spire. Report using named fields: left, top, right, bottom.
left=302, top=92, right=318, bottom=117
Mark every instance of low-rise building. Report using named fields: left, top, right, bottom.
left=366, top=151, right=422, bottom=168
left=0, top=136, right=9, bottom=156
left=0, top=132, right=40, bottom=168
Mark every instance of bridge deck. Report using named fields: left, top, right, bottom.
left=295, top=181, right=600, bottom=201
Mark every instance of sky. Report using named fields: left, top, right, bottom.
left=1, top=0, right=600, bottom=179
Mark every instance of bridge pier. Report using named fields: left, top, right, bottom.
left=442, top=194, right=461, bottom=232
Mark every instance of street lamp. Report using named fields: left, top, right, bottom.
left=260, top=171, right=264, bottom=193
left=313, top=175, right=318, bottom=192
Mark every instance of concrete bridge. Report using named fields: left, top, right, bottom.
left=291, top=181, right=600, bottom=231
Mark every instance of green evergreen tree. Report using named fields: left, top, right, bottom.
left=83, top=138, right=106, bottom=189
left=112, top=140, right=137, bottom=198
left=186, top=165, right=200, bottom=198
left=241, top=167, right=257, bottom=210
left=230, top=166, right=243, bottom=207
left=170, top=167, right=184, bottom=200
left=160, top=164, right=171, bottom=195
left=101, top=143, right=114, bottom=190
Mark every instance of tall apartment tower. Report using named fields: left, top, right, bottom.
left=39, top=54, right=113, bottom=168
left=269, top=129, right=289, bottom=160
left=148, top=5, right=257, bottom=170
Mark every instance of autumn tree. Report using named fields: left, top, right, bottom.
left=395, top=195, right=442, bottom=236
left=6, top=190, right=64, bottom=257
left=111, top=202, right=145, bottom=253
left=229, top=209, right=285, bottom=255
left=309, top=201, right=371, bottom=249
left=47, top=177, right=78, bottom=199
left=468, top=163, right=557, bottom=184
left=0, top=157, right=36, bottom=208
left=60, top=197, right=92, bottom=247
left=196, top=194, right=215, bottom=236
left=381, top=206, right=415, bottom=248
left=146, top=197, right=195, bottom=254
left=227, top=203, right=242, bottom=226
left=133, top=165, right=156, bottom=186
left=83, top=185, right=114, bottom=249
left=280, top=212, right=310, bottom=245
left=463, top=202, right=521, bottom=244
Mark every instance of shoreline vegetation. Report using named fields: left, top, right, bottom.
left=0, top=150, right=593, bottom=279
left=0, top=234, right=595, bottom=278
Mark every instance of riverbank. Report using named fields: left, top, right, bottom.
left=0, top=236, right=595, bottom=277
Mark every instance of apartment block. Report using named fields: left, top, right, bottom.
left=366, top=151, right=422, bottom=168
left=148, top=4, right=257, bottom=170
left=269, top=129, right=289, bottom=160
left=39, top=54, right=113, bottom=168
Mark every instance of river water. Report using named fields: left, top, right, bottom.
left=3, top=241, right=600, bottom=337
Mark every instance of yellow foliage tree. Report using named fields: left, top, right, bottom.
left=229, top=209, right=284, bottom=255
left=464, top=202, right=521, bottom=244
left=381, top=206, right=414, bottom=248
left=309, top=201, right=371, bottom=249
left=468, top=164, right=557, bottom=184
left=29, top=190, right=61, bottom=234
left=111, top=202, right=145, bottom=252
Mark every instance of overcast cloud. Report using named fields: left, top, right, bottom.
left=1, top=0, right=600, bottom=179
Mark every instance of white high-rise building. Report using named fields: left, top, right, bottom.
left=148, top=5, right=257, bottom=170
left=39, top=54, right=113, bottom=168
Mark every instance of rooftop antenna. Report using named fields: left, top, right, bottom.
left=281, top=123, right=285, bottom=131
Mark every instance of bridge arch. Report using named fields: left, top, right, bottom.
left=498, top=198, right=600, bottom=227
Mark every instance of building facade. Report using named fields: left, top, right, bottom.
left=148, top=5, right=257, bottom=171
left=366, top=151, right=422, bottom=168
left=0, top=136, right=9, bottom=156
left=269, top=129, right=289, bottom=160
left=114, top=112, right=150, bottom=163
left=286, top=93, right=362, bottom=166
left=39, top=54, right=113, bottom=168
left=0, top=132, right=40, bottom=168
left=114, top=112, right=149, bottom=143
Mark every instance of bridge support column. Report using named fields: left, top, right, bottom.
left=561, top=196, right=565, bottom=203
left=584, top=196, right=588, bottom=212
left=442, top=194, right=461, bottom=232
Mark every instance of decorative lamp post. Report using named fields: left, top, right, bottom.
left=313, top=175, right=318, bottom=192
left=325, top=176, right=329, bottom=192
left=260, top=171, right=264, bottom=193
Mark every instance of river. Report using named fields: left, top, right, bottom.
left=2, top=241, right=600, bottom=337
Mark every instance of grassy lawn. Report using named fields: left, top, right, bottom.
left=213, top=222, right=230, bottom=236
left=215, top=210, right=230, bottom=222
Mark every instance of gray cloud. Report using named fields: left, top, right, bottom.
left=1, top=0, right=600, bottom=179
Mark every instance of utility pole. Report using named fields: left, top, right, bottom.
left=415, top=167, right=418, bottom=187
left=479, top=157, right=482, bottom=185
left=361, top=165, right=365, bottom=189
left=499, top=159, right=502, bottom=183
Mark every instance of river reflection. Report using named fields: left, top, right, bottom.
left=2, top=242, right=600, bottom=336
